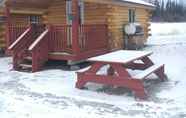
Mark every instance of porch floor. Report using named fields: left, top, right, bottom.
left=48, top=48, right=109, bottom=61
left=49, top=52, right=72, bottom=56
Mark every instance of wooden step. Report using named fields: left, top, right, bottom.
left=133, top=64, right=164, bottom=79
left=19, top=64, right=32, bottom=69
left=49, top=52, right=71, bottom=56
left=24, top=56, right=32, bottom=61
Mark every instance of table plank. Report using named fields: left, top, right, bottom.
left=88, top=50, right=153, bottom=64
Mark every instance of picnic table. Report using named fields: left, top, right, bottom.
left=76, top=50, right=166, bottom=99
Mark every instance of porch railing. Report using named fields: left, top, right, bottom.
left=9, top=24, right=108, bottom=56
left=50, top=24, right=108, bottom=54
left=8, top=24, right=46, bottom=70
left=50, top=25, right=73, bottom=53
left=29, top=29, right=50, bottom=72
left=79, top=24, right=108, bottom=52
left=8, top=25, right=29, bottom=47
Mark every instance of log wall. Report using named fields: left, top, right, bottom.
left=0, top=22, right=5, bottom=48
left=45, top=0, right=66, bottom=25
left=84, top=2, right=108, bottom=24
left=107, top=5, right=151, bottom=50
left=0, top=11, right=5, bottom=48
left=83, top=2, right=151, bottom=50
left=136, top=8, right=151, bottom=42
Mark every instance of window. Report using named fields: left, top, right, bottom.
left=129, top=9, right=136, bottom=23
left=29, top=15, right=40, bottom=24
left=66, top=0, right=73, bottom=47
left=66, top=0, right=84, bottom=25
left=66, top=0, right=72, bottom=25
left=79, top=0, right=84, bottom=24
left=0, top=16, right=6, bottom=23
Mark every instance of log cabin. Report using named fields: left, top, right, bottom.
left=3, top=0, right=154, bottom=72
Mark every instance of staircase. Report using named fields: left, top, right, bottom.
left=8, top=24, right=49, bottom=72
left=18, top=51, right=32, bottom=71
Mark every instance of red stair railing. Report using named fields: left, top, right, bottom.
left=29, top=28, right=50, bottom=72
left=8, top=26, right=33, bottom=69
left=8, top=25, right=29, bottom=47
left=8, top=24, right=46, bottom=70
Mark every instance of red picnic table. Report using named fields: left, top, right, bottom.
left=76, top=50, right=166, bottom=99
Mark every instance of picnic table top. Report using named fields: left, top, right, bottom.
left=88, top=50, right=153, bottom=64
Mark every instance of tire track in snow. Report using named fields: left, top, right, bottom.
left=0, top=72, right=181, bottom=118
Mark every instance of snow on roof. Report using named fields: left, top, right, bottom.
left=119, top=0, right=155, bottom=7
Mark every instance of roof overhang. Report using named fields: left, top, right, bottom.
left=5, top=0, right=53, bottom=9
left=84, top=0, right=155, bottom=10
left=4, top=0, right=155, bottom=10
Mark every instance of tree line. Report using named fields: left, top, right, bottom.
left=152, top=0, right=186, bottom=22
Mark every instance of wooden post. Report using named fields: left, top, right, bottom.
left=5, top=4, right=11, bottom=55
left=72, top=0, right=80, bottom=54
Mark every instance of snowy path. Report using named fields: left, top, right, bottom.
left=0, top=23, right=186, bottom=118
left=0, top=71, right=178, bottom=118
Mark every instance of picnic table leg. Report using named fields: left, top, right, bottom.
left=134, top=89, right=147, bottom=99
left=76, top=72, right=88, bottom=89
left=154, top=65, right=166, bottom=81
left=126, top=79, right=147, bottom=99
left=141, top=56, right=154, bottom=67
left=142, top=57, right=166, bottom=81
left=107, top=66, right=115, bottom=76
left=107, top=63, right=147, bottom=99
left=76, top=62, right=106, bottom=89
left=110, top=63, right=131, bottom=77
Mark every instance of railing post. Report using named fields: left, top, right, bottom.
left=5, top=4, right=11, bottom=55
left=72, top=0, right=80, bottom=54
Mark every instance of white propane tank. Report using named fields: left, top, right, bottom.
left=124, top=23, right=136, bottom=35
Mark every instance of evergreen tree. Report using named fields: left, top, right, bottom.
left=152, top=0, right=186, bottom=22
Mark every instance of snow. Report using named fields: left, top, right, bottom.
left=0, top=22, right=186, bottom=117
left=150, top=22, right=186, bottom=36
left=88, top=50, right=152, bottom=64
left=120, top=0, right=154, bottom=7
left=133, top=64, right=163, bottom=79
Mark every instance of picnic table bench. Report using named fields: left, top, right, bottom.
left=76, top=50, right=166, bottom=99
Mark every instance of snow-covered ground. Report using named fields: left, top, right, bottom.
left=0, top=23, right=186, bottom=118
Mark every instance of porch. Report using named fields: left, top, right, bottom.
left=8, top=23, right=108, bottom=72
left=48, top=24, right=108, bottom=61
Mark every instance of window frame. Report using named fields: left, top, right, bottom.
left=29, top=15, right=40, bottom=24
left=128, top=9, right=136, bottom=23
left=79, top=0, right=84, bottom=25
left=66, top=0, right=73, bottom=25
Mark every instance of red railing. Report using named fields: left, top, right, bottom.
left=49, top=25, right=73, bottom=53
left=49, top=24, right=108, bottom=55
left=9, top=24, right=108, bottom=70
left=29, top=29, right=50, bottom=72
left=9, top=24, right=46, bottom=70
left=9, top=26, right=33, bottom=69
left=8, top=25, right=29, bottom=47
left=79, top=24, right=108, bottom=53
